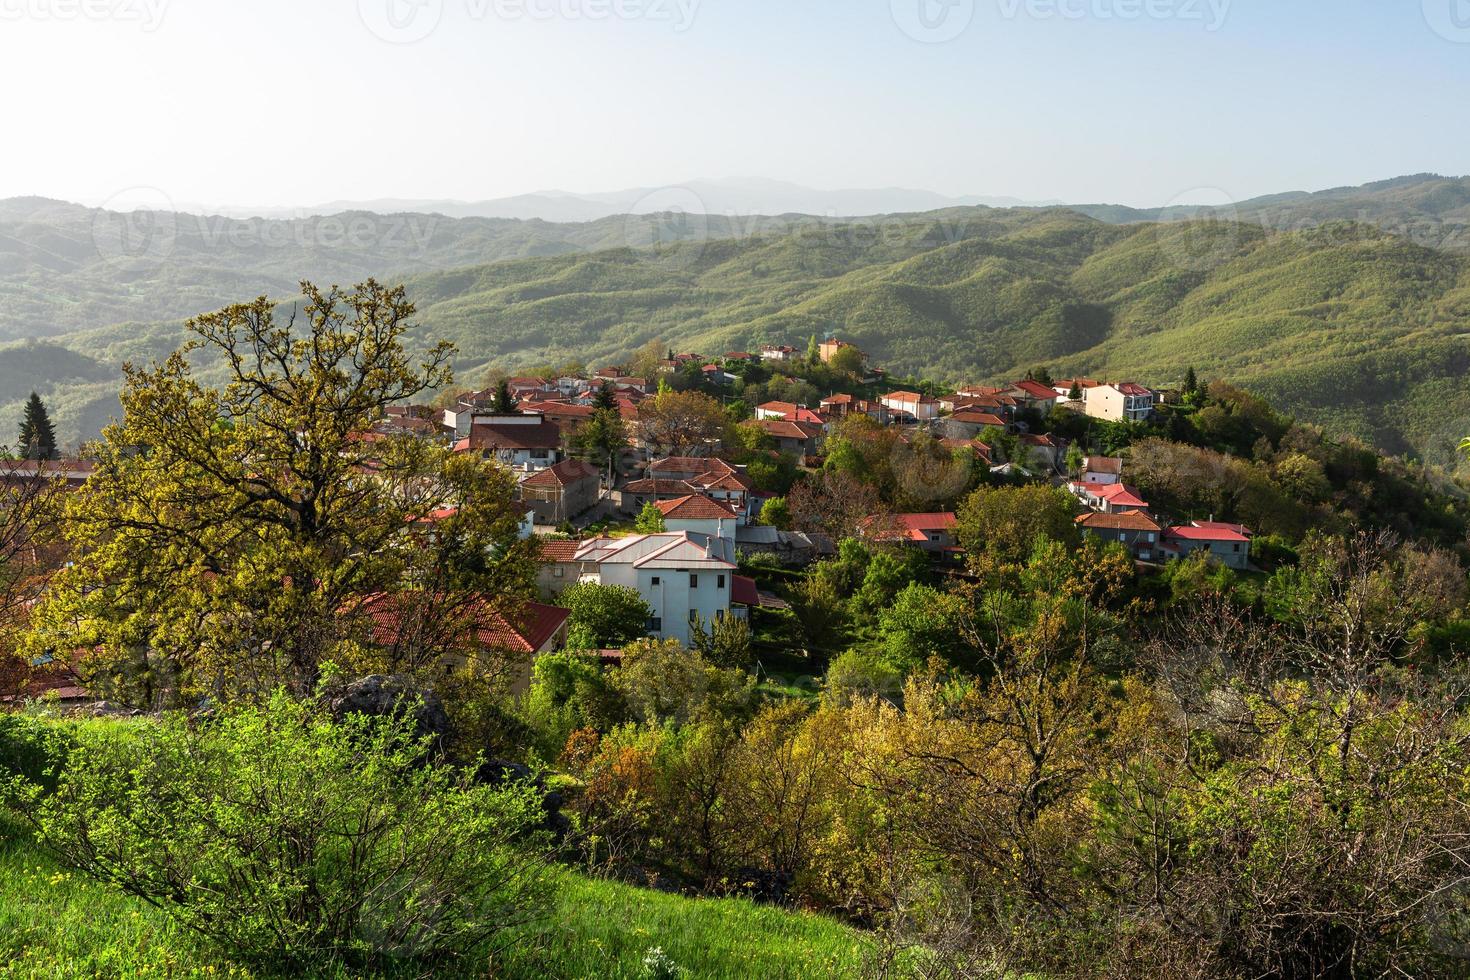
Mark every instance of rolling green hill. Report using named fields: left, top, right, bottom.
left=1074, top=172, right=1470, bottom=252
left=4, top=205, right=1470, bottom=469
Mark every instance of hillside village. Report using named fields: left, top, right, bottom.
left=312, top=336, right=1257, bottom=659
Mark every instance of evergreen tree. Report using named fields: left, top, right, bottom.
left=806, top=335, right=821, bottom=365
left=491, top=380, right=516, bottom=413
left=592, top=381, right=616, bottom=411
left=1183, top=365, right=1199, bottom=397
left=17, top=391, right=56, bottom=460
left=1068, top=381, right=1082, bottom=402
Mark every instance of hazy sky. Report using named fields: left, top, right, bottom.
left=1, top=0, right=1467, bottom=210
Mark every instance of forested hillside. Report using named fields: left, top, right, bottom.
left=1075, top=172, right=1470, bottom=250
left=5, top=203, right=1470, bottom=466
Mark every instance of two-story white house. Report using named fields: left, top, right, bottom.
left=571, top=531, right=741, bottom=644
left=880, top=390, right=940, bottom=422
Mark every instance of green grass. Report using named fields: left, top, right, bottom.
left=0, top=810, right=874, bottom=979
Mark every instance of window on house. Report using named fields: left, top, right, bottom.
left=647, top=617, right=662, bottom=632
left=651, top=576, right=660, bottom=586
left=531, top=449, right=548, bottom=459
left=689, top=609, right=699, bottom=624
left=717, top=574, right=725, bottom=589
left=553, top=568, right=564, bottom=578
left=690, top=573, right=699, bottom=588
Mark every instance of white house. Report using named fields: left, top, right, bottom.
left=1083, top=383, right=1155, bottom=422
left=655, top=494, right=741, bottom=540
left=1082, top=456, right=1124, bottom=485
left=572, top=531, right=740, bottom=644
left=880, top=390, right=940, bottom=421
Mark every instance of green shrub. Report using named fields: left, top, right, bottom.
left=2, top=692, right=554, bottom=971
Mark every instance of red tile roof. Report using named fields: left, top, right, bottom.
left=464, top=419, right=562, bottom=451
left=1011, top=380, right=1062, bottom=400
left=758, top=419, right=823, bottom=440
left=650, top=456, right=735, bottom=476
left=1077, top=511, right=1161, bottom=532
left=692, top=469, right=753, bottom=492
left=1084, top=456, right=1124, bottom=474
left=654, top=494, right=739, bottom=520
left=360, top=593, right=570, bottom=654
left=1168, top=524, right=1250, bottom=543
left=538, top=539, right=583, bottom=562
left=521, top=458, right=601, bottom=489
left=624, top=477, right=697, bottom=495
left=950, top=410, right=1007, bottom=427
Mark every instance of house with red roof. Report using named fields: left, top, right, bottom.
left=455, top=413, right=563, bottom=470
left=1076, top=510, right=1163, bottom=561
left=357, top=592, right=570, bottom=693
left=517, top=401, right=597, bottom=446
left=1020, top=433, right=1061, bottom=471
left=1082, top=455, right=1124, bottom=484
left=519, top=458, right=603, bottom=523
left=1163, top=521, right=1253, bottom=570
left=820, top=393, right=889, bottom=424
left=1005, top=379, right=1066, bottom=412
left=755, top=401, right=827, bottom=426
left=1070, top=480, right=1149, bottom=514
left=943, top=410, right=1008, bottom=441
left=862, top=512, right=960, bottom=555
left=655, top=493, right=742, bottom=540
left=880, top=390, right=940, bottom=422
left=1053, top=378, right=1102, bottom=403
left=757, top=418, right=824, bottom=458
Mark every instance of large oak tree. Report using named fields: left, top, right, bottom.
left=29, top=280, right=537, bottom=705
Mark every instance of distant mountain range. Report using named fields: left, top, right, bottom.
left=2, top=174, right=1469, bottom=468
left=178, top=178, right=1059, bottom=222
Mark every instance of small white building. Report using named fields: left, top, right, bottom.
left=655, top=494, right=741, bottom=540
left=1082, top=456, right=1124, bottom=485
